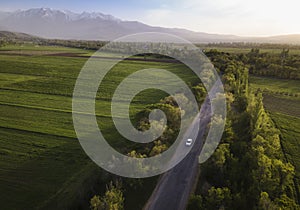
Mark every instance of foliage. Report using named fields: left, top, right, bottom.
left=258, top=192, right=280, bottom=210
left=187, top=195, right=203, bottom=210
left=205, top=187, right=232, bottom=210
left=90, top=181, right=124, bottom=210
left=193, top=52, right=299, bottom=209
left=246, top=48, right=300, bottom=79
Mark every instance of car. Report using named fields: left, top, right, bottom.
left=185, top=138, right=193, bottom=146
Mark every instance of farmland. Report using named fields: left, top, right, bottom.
left=0, top=44, right=200, bottom=209
left=249, top=75, right=300, bottom=96
left=271, top=113, right=300, bottom=193
left=249, top=75, right=300, bottom=202
left=1, top=42, right=300, bottom=209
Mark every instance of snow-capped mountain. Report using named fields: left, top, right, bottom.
left=0, top=8, right=299, bottom=44
left=0, top=8, right=242, bottom=41
left=8, top=8, right=121, bottom=22
left=0, top=8, right=128, bottom=39
left=9, top=8, right=70, bottom=24
left=76, top=11, right=121, bottom=22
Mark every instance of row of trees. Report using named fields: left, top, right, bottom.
left=202, top=42, right=300, bottom=50
left=188, top=52, right=298, bottom=209
left=248, top=92, right=297, bottom=208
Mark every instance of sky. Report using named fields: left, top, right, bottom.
left=0, top=0, right=299, bottom=36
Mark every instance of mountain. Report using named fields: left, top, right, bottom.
left=0, top=8, right=299, bottom=44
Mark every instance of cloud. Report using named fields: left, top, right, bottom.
left=138, top=0, right=300, bottom=36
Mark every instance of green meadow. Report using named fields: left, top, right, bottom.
left=0, top=45, right=200, bottom=209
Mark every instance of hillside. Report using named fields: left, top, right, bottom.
left=0, top=8, right=300, bottom=44
left=0, top=31, right=39, bottom=40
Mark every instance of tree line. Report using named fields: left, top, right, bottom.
left=206, top=48, right=300, bottom=80
left=188, top=53, right=298, bottom=209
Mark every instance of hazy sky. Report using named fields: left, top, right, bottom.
left=1, top=0, right=299, bottom=36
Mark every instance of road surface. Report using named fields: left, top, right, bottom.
left=143, top=96, right=212, bottom=210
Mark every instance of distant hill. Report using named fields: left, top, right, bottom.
left=0, top=31, right=38, bottom=40
left=260, top=34, right=300, bottom=45
left=0, top=8, right=299, bottom=44
left=0, top=31, right=45, bottom=46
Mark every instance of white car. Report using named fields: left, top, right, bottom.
left=186, top=138, right=193, bottom=146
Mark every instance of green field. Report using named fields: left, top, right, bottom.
left=0, top=44, right=93, bottom=54
left=271, top=113, right=300, bottom=199
left=250, top=75, right=300, bottom=201
left=0, top=45, right=201, bottom=209
left=249, top=75, right=300, bottom=95
left=2, top=43, right=299, bottom=209
left=0, top=127, right=91, bottom=209
left=263, top=94, right=300, bottom=118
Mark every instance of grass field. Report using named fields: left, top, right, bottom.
left=0, top=44, right=201, bottom=209
left=0, top=127, right=91, bottom=209
left=3, top=43, right=298, bottom=209
left=250, top=75, right=300, bottom=201
left=263, top=94, right=300, bottom=118
left=0, top=44, right=93, bottom=52
left=270, top=112, right=300, bottom=200
left=249, top=75, right=300, bottom=95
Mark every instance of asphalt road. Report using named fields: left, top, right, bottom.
left=143, top=96, right=212, bottom=210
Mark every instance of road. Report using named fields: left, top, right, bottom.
left=143, top=96, right=212, bottom=210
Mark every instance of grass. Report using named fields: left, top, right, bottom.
left=0, top=45, right=202, bottom=209
left=0, top=55, right=199, bottom=98
left=0, top=54, right=86, bottom=78
left=249, top=75, right=300, bottom=95
left=0, top=44, right=94, bottom=53
left=0, top=104, right=76, bottom=138
left=270, top=112, right=300, bottom=200
left=0, top=73, right=39, bottom=87
left=263, top=94, right=300, bottom=118
left=0, top=127, right=90, bottom=209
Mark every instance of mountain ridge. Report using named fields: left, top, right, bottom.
left=0, top=8, right=299, bottom=44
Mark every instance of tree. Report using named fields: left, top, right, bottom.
left=187, top=195, right=203, bottom=210
left=149, top=140, right=168, bottom=156
left=193, top=84, right=206, bottom=106
left=205, top=187, right=232, bottom=210
left=0, top=39, right=8, bottom=48
left=275, top=194, right=298, bottom=209
left=258, top=192, right=280, bottom=210
left=280, top=49, right=289, bottom=67
left=103, top=182, right=124, bottom=210
left=90, top=195, right=104, bottom=210
left=198, top=49, right=299, bottom=210
left=90, top=181, right=124, bottom=210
